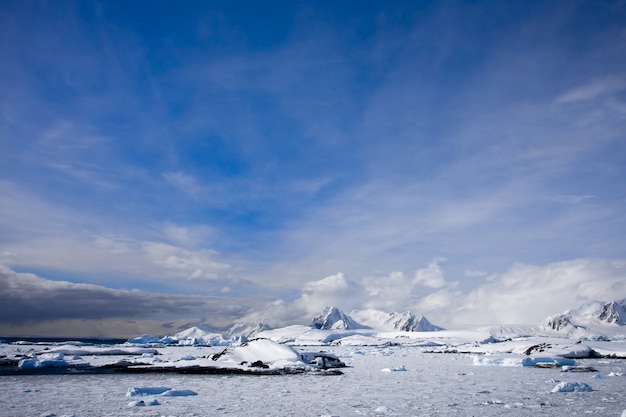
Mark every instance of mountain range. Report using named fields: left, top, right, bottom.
left=127, top=300, right=626, bottom=345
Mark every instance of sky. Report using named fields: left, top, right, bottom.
left=1, top=0, right=625, bottom=337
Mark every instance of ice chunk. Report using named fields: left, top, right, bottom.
left=300, top=352, right=346, bottom=368
left=127, top=387, right=197, bottom=397
left=160, top=389, right=197, bottom=397
left=551, top=382, right=593, bottom=393
left=126, top=334, right=160, bottom=344
left=18, top=356, right=68, bottom=369
left=211, top=338, right=300, bottom=366
left=374, top=406, right=394, bottom=413
left=473, top=356, right=523, bottom=366
left=127, top=387, right=171, bottom=397
left=381, top=365, right=407, bottom=372
left=521, top=357, right=575, bottom=367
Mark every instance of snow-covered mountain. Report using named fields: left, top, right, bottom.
left=350, top=309, right=443, bottom=332
left=543, top=299, right=626, bottom=339
left=224, top=320, right=273, bottom=340
left=388, top=311, right=443, bottom=332
left=309, top=307, right=443, bottom=332
left=310, top=306, right=369, bottom=330
left=173, top=326, right=227, bottom=345
left=127, top=325, right=229, bottom=346
left=598, top=300, right=626, bottom=325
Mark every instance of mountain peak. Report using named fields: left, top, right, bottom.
left=545, top=313, right=575, bottom=331
left=310, top=306, right=368, bottom=330
left=174, top=325, right=216, bottom=339
left=598, top=300, right=626, bottom=325
left=385, top=311, right=442, bottom=332
left=224, top=320, right=273, bottom=340
left=545, top=299, right=626, bottom=332
left=347, top=309, right=443, bottom=332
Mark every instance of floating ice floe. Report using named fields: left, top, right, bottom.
left=551, top=381, right=593, bottom=393
left=472, top=355, right=575, bottom=367
left=381, top=365, right=407, bottom=372
left=127, top=387, right=197, bottom=397
left=211, top=338, right=345, bottom=371
left=18, top=352, right=69, bottom=369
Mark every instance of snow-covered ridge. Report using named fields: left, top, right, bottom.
left=350, top=309, right=443, bottom=332
left=123, top=306, right=444, bottom=346
left=310, top=306, right=444, bottom=332
left=543, top=299, right=626, bottom=339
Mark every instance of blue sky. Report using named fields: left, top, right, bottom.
left=1, top=1, right=625, bottom=336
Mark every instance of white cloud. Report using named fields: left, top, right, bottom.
left=142, top=241, right=229, bottom=280
left=362, top=271, right=412, bottom=311
left=550, top=194, right=596, bottom=204
left=1, top=235, right=230, bottom=284
left=416, top=288, right=462, bottom=312
left=555, top=75, right=626, bottom=104
left=413, top=257, right=448, bottom=288
left=297, top=272, right=361, bottom=315
left=464, top=269, right=487, bottom=277
left=161, top=223, right=216, bottom=248
left=162, top=171, right=203, bottom=197
left=419, top=258, right=626, bottom=325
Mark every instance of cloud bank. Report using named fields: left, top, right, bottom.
left=0, top=265, right=257, bottom=337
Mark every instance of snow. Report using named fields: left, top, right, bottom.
left=351, top=309, right=443, bottom=331
left=128, top=399, right=160, bottom=406
left=551, top=381, right=594, bottom=392
left=211, top=338, right=300, bottom=367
